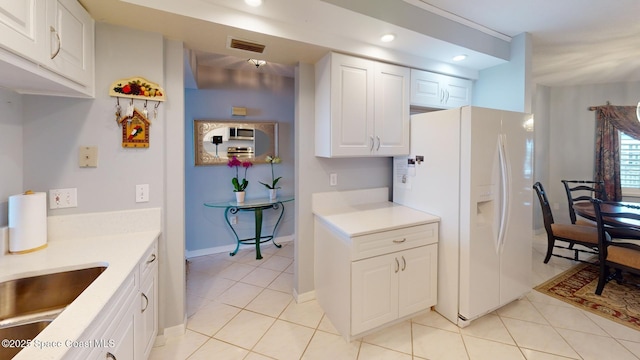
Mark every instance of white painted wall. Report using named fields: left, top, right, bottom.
left=545, top=81, right=640, bottom=225
left=533, top=85, right=551, bottom=230
left=0, top=88, right=23, bottom=227
left=184, top=74, right=295, bottom=255
left=294, top=62, right=393, bottom=297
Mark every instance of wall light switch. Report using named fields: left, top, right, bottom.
left=329, top=173, right=338, bottom=186
left=136, top=184, right=149, bottom=203
left=79, top=146, right=98, bottom=168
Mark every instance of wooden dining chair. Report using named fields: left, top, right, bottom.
left=592, top=199, right=640, bottom=295
left=561, top=180, right=605, bottom=226
left=534, top=182, right=599, bottom=263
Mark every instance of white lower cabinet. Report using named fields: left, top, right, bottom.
left=315, top=221, right=438, bottom=341
left=138, top=244, right=158, bottom=360
left=68, top=238, right=158, bottom=359
left=94, top=289, right=137, bottom=360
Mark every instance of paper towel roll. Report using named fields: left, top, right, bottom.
left=9, top=191, right=48, bottom=253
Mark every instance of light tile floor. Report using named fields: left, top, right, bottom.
left=149, top=234, right=640, bottom=360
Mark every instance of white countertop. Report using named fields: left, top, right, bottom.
left=2, top=231, right=159, bottom=360
left=314, top=201, right=439, bottom=237
left=0, top=208, right=161, bottom=360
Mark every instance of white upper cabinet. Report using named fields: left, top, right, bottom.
left=0, top=0, right=94, bottom=97
left=0, top=0, right=45, bottom=61
left=315, top=52, right=409, bottom=157
left=374, top=62, right=410, bottom=156
left=44, top=0, right=94, bottom=87
left=410, top=68, right=472, bottom=109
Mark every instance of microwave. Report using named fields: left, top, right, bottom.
left=229, top=127, right=254, bottom=140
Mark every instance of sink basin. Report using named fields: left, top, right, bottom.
left=0, top=266, right=107, bottom=321
left=0, top=320, right=52, bottom=359
left=0, top=266, right=107, bottom=358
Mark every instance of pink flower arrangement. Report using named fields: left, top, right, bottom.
left=227, top=156, right=253, bottom=192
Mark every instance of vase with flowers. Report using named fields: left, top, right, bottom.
left=227, top=156, right=253, bottom=203
left=260, top=155, right=281, bottom=201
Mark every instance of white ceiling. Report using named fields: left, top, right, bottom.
left=79, top=0, right=640, bottom=87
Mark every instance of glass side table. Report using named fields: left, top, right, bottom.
left=204, top=196, right=294, bottom=260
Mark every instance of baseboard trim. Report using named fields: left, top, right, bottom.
left=154, top=315, right=187, bottom=346
left=185, top=235, right=294, bottom=259
left=293, top=288, right=316, bottom=303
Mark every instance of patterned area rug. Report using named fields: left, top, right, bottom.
left=534, top=263, right=640, bottom=330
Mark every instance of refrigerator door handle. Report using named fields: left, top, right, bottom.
left=370, top=136, right=374, bottom=151
left=497, top=134, right=511, bottom=253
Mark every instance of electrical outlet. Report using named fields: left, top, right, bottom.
left=49, top=188, right=78, bottom=209
left=136, top=184, right=149, bottom=203
left=330, top=173, right=338, bottom=186
left=230, top=216, right=238, bottom=225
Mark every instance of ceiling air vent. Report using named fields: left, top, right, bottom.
left=227, top=37, right=266, bottom=54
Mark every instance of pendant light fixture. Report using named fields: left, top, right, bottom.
left=247, top=59, right=266, bottom=68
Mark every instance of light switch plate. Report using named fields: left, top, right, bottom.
left=79, top=146, right=98, bottom=168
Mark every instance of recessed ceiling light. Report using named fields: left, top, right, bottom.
left=452, top=54, right=467, bottom=62
left=245, top=0, right=263, bottom=7
left=380, top=33, right=396, bottom=43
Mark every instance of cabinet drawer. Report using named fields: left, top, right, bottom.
left=351, top=223, right=437, bottom=260
left=140, top=239, right=158, bottom=280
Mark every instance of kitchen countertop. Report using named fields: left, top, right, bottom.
left=0, top=209, right=161, bottom=360
left=312, top=189, right=439, bottom=237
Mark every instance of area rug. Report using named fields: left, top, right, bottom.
left=534, top=263, right=640, bottom=331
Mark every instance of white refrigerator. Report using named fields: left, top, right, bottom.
left=393, top=106, right=534, bottom=327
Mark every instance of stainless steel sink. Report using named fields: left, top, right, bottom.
left=0, top=266, right=107, bottom=321
left=0, top=266, right=107, bottom=358
left=0, top=320, right=52, bottom=359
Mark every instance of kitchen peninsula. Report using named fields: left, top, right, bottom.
left=0, top=208, right=160, bottom=360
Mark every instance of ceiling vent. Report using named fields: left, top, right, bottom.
left=227, top=37, right=266, bottom=54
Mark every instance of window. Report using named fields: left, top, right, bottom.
left=620, top=131, right=640, bottom=196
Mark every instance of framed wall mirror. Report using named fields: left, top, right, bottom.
left=194, top=120, right=278, bottom=165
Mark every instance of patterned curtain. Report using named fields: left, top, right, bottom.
left=593, top=105, right=640, bottom=201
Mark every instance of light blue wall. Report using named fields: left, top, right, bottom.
left=473, top=33, right=532, bottom=113
left=184, top=76, right=295, bottom=255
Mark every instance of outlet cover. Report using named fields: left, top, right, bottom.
left=79, top=146, right=98, bottom=168
left=49, top=188, right=78, bottom=209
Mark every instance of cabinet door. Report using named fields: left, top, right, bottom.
left=0, top=0, right=45, bottom=61
left=351, top=252, right=398, bottom=335
left=138, top=264, right=158, bottom=360
left=441, top=76, right=472, bottom=109
left=44, top=0, right=93, bottom=86
left=398, top=245, right=438, bottom=318
left=410, top=69, right=443, bottom=108
left=374, top=62, right=410, bottom=156
left=329, top=53, right=375, bottom=156
left=89, top=289, right=137, bottom=360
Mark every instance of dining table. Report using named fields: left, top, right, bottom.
left=573, top=201, right=640, bottom=229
